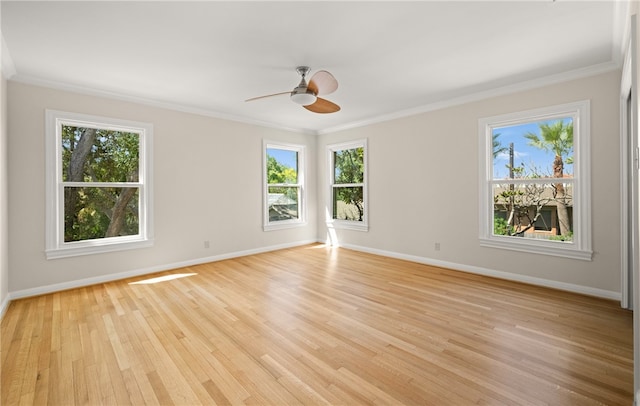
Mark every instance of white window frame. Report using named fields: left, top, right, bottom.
left=327, top=139, right=368, bottom=231
left=45, top=110, right=154, bottom=259
left=478, top=100, right=592, bottom=260
left=263, top=140, right=306, bottom=231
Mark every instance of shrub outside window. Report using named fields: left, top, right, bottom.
left=45, top=110, right=153, bottom=259
left=478, top=101, right=592, bottom=260
left=263, top=141, right=305, bottom=230
left=328, top=139, right=368, bottom=231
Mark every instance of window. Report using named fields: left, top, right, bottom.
left=263, top=141, right=305, bottom=230
left=479, top=100, right=591, bottom=260
left=45, top=110, right=153, bottom=259
left=328, top=139, right=368, bottom=231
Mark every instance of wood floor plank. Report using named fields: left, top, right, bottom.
left=1, top=244, right=633, bottom=405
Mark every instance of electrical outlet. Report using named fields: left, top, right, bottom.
left=204, top=240, right=210, bottom=249
left=435, top=242, right=440, bottom=251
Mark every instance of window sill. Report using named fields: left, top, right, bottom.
left=328, top=220, right=369, bottom=232
left=46, top=238, right=153, bottom=259
left=479, top=237, right=592, bottom=261
left=263, top=221, right=306, bottom=232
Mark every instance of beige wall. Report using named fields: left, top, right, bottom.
left=318, top=70, right=622, bottom=296
left=0, top=71, right=7, bottom=311
left=7, top=82, right=318, bottom=294
left=5, top=70, right=624, bottom=298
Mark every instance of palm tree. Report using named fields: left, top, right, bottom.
left=492, top=133, right=507, bottom=158
left=524, top=120, right=573, bottom=236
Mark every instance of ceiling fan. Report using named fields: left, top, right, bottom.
left=245, top=66, right=340, bottom=114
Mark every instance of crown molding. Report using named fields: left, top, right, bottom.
left=9, top=74, right=317, bottom=135
left=317, top=61, right=621, bottom=135
left=9, top=59, right=620, bottom=137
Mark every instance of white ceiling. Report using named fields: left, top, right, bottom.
left=0, top=1, right=628, bottom=134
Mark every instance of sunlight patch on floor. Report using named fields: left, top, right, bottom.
left=129, top=273, right=197, bottom=285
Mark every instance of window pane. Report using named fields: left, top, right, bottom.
left=268, top=186, right=299, bottom=221
left=492, top=118, right=573, bottom=180
left=492, top=183, right=573, bottom=241
left=64, top=187, right=139, bottom=242
left=266, top=148, right=298, bottom=184
left=62, top=126, right=140, bottom=182
left=334, top=147, right=364, bottom=184
left=333, top=186, right=364, bottom=221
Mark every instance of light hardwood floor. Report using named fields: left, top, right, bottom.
left=1, top=244, right=633, bottom=405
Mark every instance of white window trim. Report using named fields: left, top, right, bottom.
left=263, top=140, right=306, bottom=231
left=45, top=110, right=154, bottom=259
left=327, top=139, right=368, bottom=231
left=478, top=100, right=592, bottom=261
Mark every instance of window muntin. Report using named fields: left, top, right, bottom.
left=479, top=101, right=591, bottom=260
left=46, top=110, right=153, bottom=259
left=263, top=142, right=305, bottom=230
left=328, top=140, right=368, bottom=231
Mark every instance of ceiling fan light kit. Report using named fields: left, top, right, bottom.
left=246, top=66, right=340, bottom=114
left=290, top=89, right=317, bottom=106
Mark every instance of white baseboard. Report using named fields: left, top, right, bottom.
left=329, top=241, right=621, bottom=301
left=0, top=295, right=10, bottom=320
left=6, top=238, right=621, bottom=304
left=7, top=239, right=316, bottom=301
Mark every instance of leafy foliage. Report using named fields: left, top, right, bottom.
left=524, top=120, right=573, bottom=161
left=62, top=126, right=140, bottom=242
left=493, top=217, right=512, bottom=236
left=492, top=133, right=507, bottom=159
left=266, top=155, right=297, bottom=184
left=333, top=147, right=364, bottom=221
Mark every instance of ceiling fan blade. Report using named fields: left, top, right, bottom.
left=245, top=91, right=290, bottom=102
left=308, top=70, right=338, bottom=96
left=304, top=97, right=340, bottom=114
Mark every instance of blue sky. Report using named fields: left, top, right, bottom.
left=492, top=118, right=573, bottom=179
left=267, top=148, right=297, bottom=169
